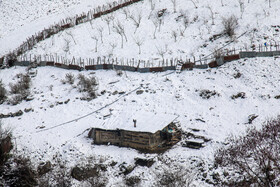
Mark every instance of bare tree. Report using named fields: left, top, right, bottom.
left=91, top=36, right=98, bottom=52
left=63, top=38, right=71, bottom=53
left=152, top=18, right=159, bottom=39
left=267, top=0, right=271, bottom=8
left=222, top=15, right=238, bottom=38
left=170, top=0, right=177, bottom=13
left=121, top=8, right=130, bottom=20
left=171, top=30, right=178, bottom=42
left=108, top=42, right=117, bottom=57
left=97, top=27, right=104, bottom=43
left=179, top=13, right=189, bottom=36
left=238, top=0, right=245, bottom=18
left=215, top=117, right=280, bottom=186
left=156, top=45, right=168, bottom=60
left=148, top=0, right=156, bottom=19
left=113, top=21, right=127, bottom=48
left=207, top=5, right=215, bottom=25
left=134, top=36, right=145, bottom=54
left=129, top=11, right=142, bottom=33
left=104, top=15, right=114, bottom=35
left=189, top=0, right=198, bottom=9
left=65, top=31, right=77, bottom=44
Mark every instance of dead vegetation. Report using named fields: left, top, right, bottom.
left=0, top=80, right=7, bottom=104
left=231, top=92, right=246, bottom=99
left=61, top=73, right=99, bottom=100
left=214, top=116, right=280, bottom=186
left=154, top=156, right=196, bottom=187
left=199, top=89, right=220, bottom=99
left=222, top=15, right=238, bottom=38
left=7, top=73, right=31, bottom=105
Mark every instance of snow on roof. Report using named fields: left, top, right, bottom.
left=100, top=111, right=178, bottom=133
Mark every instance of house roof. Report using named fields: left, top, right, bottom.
left=100, top=111, right=178, bottom=133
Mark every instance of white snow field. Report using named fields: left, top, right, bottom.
left=1, top=57, right=280, bottom=186
left=0, top=0, right=280, bottom=186
left=0, top=0, right=279, bottom=62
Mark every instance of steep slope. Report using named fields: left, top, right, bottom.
left=1, top=57, right=280, bottom=186
left=2, top=0, right=279, bottom=63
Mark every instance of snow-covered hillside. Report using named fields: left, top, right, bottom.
left=1, top=0, right=280, bottom=62
left=1, top=0, right=280, bottom=186
left=1, top=57, right=280, bottom=186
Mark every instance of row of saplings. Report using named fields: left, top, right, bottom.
left=1, top=116, right=280, bottom=186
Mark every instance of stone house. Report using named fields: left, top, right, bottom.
left=88, top=112, right=181, bottom=153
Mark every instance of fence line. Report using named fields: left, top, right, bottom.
left=7, top=42, right=279, bottom=73
left=1, top=0, right=143, bottom=61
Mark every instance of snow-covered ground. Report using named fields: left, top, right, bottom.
left=1, top=57, right=280, bottom=186
left=1, top=0, right=280, bottom=61
left=1, top=0, right=280, bottom=185
left=0, top=0, right=116, bottom=56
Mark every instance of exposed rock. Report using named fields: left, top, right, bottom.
left=136, top=90, right=144, bottom=95
left=275, top=95, right=280, bottom=99
left=119, top=163, right=135, bottom=175
left=182, top=140, right=204, bottom=149
left=13, top=110, right=23, bottom=117
left=0, top=110, right=23, bottom=119
left=231, top=92, right=246, bottom=99
left=199, top=90, right=220, bottom=99
left=71, top=166, right=98, bottom=181
left=38, top=161, right=52, bottom=176
left=135, top=158, right=154, bottom=168
left=24, top=108, right=33, bottom=113
left=248, top=114, right=258, bottom=124
left=119, top=91, right=126, bottom=95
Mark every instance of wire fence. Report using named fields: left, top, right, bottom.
left=1, top=0, right=143, bottom=60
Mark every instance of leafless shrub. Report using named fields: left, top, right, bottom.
left=0, top=121, right=12, bottom=165
left=8, top=94, right=28, bottom=105
left=116, top=70, right=123, bottom=76
left=9, top=74, right=31, bottom=94
left=77, top=74, right=98, bottom=99
left=65, top=73, right=75, bottom=85
left=233, top=71, right=242, bottom=78
left=8, top=74, right=31, bottom=104
left=155, top=156, right=196, bottom=187
left=88, top=176, right=107, bottom=187
left=199, top=89, right=220, bottom=99
left=1, top=156, right=38, bottom=187
left=214, top=116, right=280, bottom=186
left=231, top=92, right=246, bottom=99
left=0, top=80, right=7, bottom=103
left=125, top=176, right=141, bottom=186
left=222, top=15, right=238, bottom=38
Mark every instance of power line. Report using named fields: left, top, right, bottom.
left=35, top=85, right=142, bottom=133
